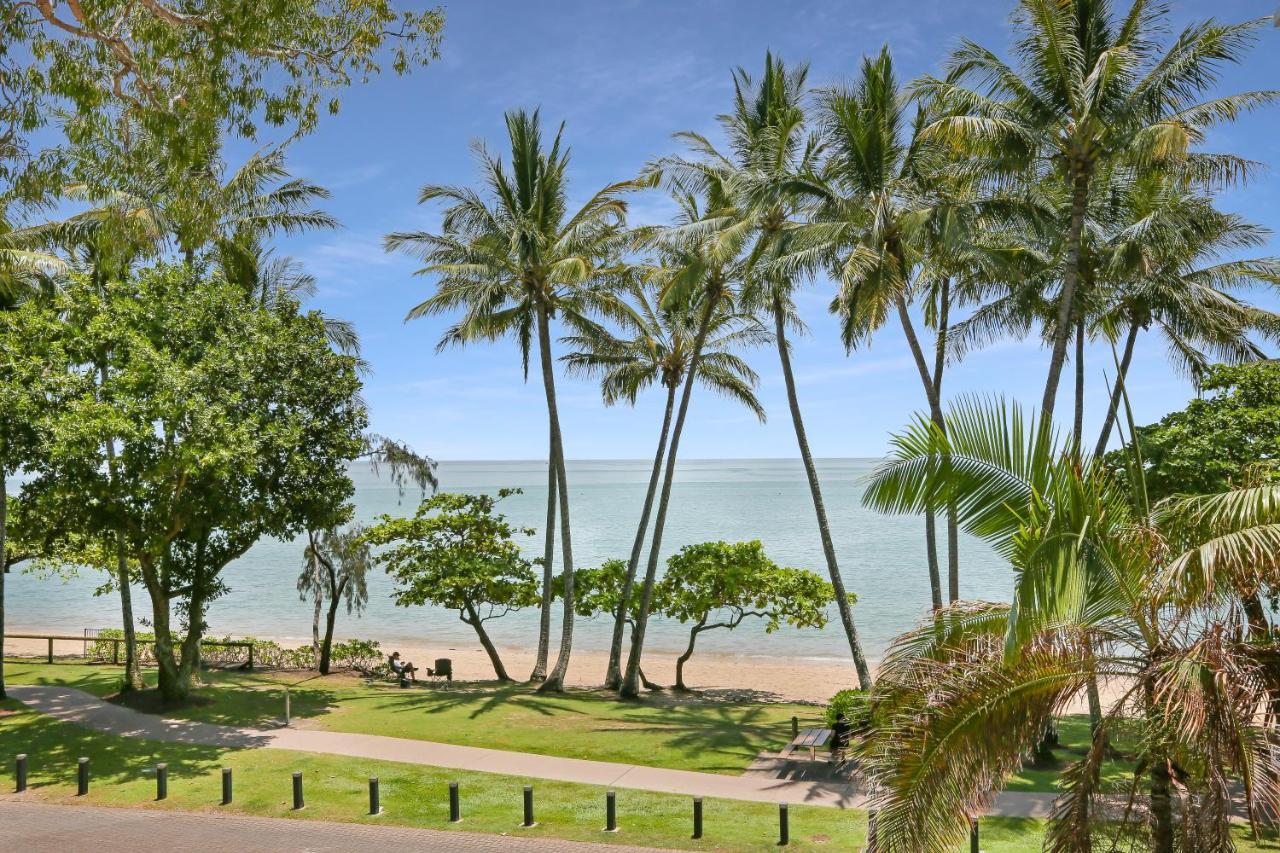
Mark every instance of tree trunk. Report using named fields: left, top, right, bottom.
left=1093, top=317, right=1140, bottom=458
left=1073, top=318, right=1085, bottom=453
left=1041, top=165, right=1090, bottom=422
left=777, top=298, right=872, bottom=690
left=465, top=605, right=513, bottom=682
left=0, top=473, right=7, bottom=700
left=146, top=580, right=184, bottom=703
left=934, top=281, right=959, bottom=603
left=114, top=540, right=143, bottom=691
left=675, top=618, right=707, bottom=691
left=621, top=289, right=719, bottom=699
left=319, top=595, right=341, bottom=675
left=530, top=437, right=557, bottom=682
left=538, top=304, right=577, bottom=693
left=312, top=590, right=322, bottom=657
left=898, top=296, right=944, bottom=611
left=606, top=384, right=675, bottom=690
left=1150, top=757, right=1175, bottom=853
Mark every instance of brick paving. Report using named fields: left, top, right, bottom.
left=0, top=801, right=671, bottom=852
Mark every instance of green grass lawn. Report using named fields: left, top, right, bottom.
left=5, top=660, right=823, bottom=775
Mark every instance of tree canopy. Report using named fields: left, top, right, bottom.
left=1108, top=360, right=1280, bottom=502
left=364, top=489, right=540, bottom=681
left=13, top=261, right=365, bottom=701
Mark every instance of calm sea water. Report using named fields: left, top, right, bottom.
left=6, top=459, right=1012, bottom=661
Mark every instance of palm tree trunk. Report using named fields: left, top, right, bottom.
left=538, top=304, right=577, bottom=693
left=1073, top=318, right=1085, bottom=453
left=934, top=281, right=960, bottom=604
left=898, top=296, right=945, bottom=610
left=1150, top=757, right=1175, bottom=853
left=530, top=438, right=557, bottom=682
left=605, top=384, right=675, bottom=690
left=1093, top=317, right=1140, bottom=458
left=1041, top=165, right=1090, bottom=422
left=777, top=298, right=871, bottom=690
left=621, top=292, right=718, bottom=699
left=0, top=472, right=7, bottom=700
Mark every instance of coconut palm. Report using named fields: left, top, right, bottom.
left=667, top=53, right=874, bottom=688
left=562, top=280, right=768, bottom=690
left=919, top=0, right=1277, bottom=422
left=617, top=179, right=748, bottom=700
left=385, top=109, right=641, bottom=692
left=861, top=398, right=1280, bottom=852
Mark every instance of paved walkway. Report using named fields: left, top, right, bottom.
left=0, top=801, right=671, bottom=852
left=7, top=684, right=1055, bottom=818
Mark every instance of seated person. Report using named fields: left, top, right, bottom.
left=388, top=651, right=419, bottom=685
left=829, top=712, right=852, bottom=765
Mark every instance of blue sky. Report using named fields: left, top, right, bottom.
left=264, top=0, right=1280, bottom=461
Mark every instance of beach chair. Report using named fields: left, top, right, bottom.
left=430, top=658, right=453, bottom=684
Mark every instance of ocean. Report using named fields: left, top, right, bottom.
left=5, top=459, right=1011, bottom=662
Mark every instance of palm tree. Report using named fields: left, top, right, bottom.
left=920, top=0, right=1277, bottom=422
left=671, top=53, right=874, bottom=688
left=861, top=398, right=1280, bottom=852
left=618, top=180, right=747, bottom=700
left=386, top=109, right=640, bottom=692
left=562, top=280, right=767, bottom=690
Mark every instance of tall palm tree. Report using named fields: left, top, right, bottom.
left=386, top=109, right=640, bottom=692
left=862, top=398, right=1280, bottom=852
left=920, top=0, right=1277, bottom=422
left=674, top=53, right=874, bottom=688
left=562, top=280, right=767, bottom=690
left=618, top=179, right=748, bottom=699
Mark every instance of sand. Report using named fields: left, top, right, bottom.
left=2, top=634, right=857, bottom=704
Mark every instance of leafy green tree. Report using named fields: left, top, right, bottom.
left=365, top=490, right=540, bottom=682
left=16, top=262, right=364, bottom=703
left=298, top=525, right=373, bottom=676
left=386, top=110, right=642, bottom=691
left=562, top=281, right=766, bottom=690
left=656, top=541, right=836, bottom=691
left=920, top=0, right=1277, bottom=422
left=3, top=1, right=444, bottom=197
left=553, top=559, right=663, bottom=690
left=1108, top=360, right=1280, bottom=503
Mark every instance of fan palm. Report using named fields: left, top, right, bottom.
left=920, top=0, right=1278, bottom=422
left=562, top=280, right=768, bottom=690
left=862, top=397, right=1280, bottom=852
left=385, top=109, right=641, bottom=692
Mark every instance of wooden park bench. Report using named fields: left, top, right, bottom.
left=780, top=727, right=833, bottom=762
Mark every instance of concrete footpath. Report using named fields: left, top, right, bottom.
left=0, top=801, right=672, bottom=852
left=6, top=684, right=1055, bottom=818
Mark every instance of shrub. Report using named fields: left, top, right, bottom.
left=331, top=638, right=383, bottom=672
left=826, top=688, right=873, bottom=731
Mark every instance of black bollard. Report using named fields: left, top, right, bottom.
left=77, top=757, right=89, bottom=796
left=449, top=781, right=461, bottom=822
left=522, top=784, right=535, bottom=827
left=369, top=776, right=381, bottom=815
left=156, top=763, right=168, bottom=800
left=221, top=767, right=233, bottom=805
left=779, top=802, right=789, bottom=846
left=692, top=797, right=703, bottom=839
left=292, top=771, right=304, bottom=810
left=605, top=789, right=617, bottom=832
left=15, top=754, right=27, bottom=793
left=970, top=816, right=979, bottom=853
left=791, top=716, right=799, bottom=737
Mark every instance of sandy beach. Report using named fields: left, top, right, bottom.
left=4, top=633, right=856, bottom=704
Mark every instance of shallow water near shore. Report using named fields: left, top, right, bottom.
left=6, top=458, right=1010, bottom=661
